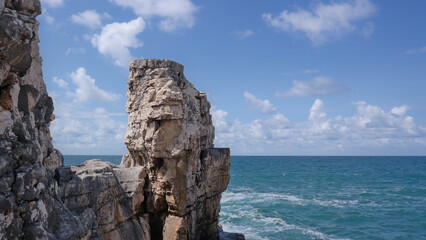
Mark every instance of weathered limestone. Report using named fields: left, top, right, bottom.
left=0, top=1, right=83, bottom=238
left=57, top=160, right=150, bottom=240
left=0, top=1, right=149, bottom=239
left=0, top=0, right=236, bottom=239
left=123, top=59, right=230, bottom=239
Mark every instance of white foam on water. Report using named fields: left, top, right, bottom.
left=221, top=192, right=250, bottom=203
left=220, top=195, right=351, bottom=240
left=312, top=199, right=359, bottom=208
left=222, top=189, right=358, bottom=209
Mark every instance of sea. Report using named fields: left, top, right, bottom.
left=64, top=155, right=426, bottom=240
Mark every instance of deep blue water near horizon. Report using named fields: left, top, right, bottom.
left=63, top=155, right=426, bottom=240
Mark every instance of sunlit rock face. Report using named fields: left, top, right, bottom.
left=0, top=1, right=149, bottom=238
left=0, top=0, right=232, bottom=238
left=123, top=59, right=230, bottom=239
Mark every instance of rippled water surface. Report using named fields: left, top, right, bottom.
left=220, top=156, right=426, bottom=240
left=64, top=155, right=426, bottom=240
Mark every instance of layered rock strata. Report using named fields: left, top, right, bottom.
left=0, top=1, right=235, bottom=239
left=123, top=59, right=230, bottom=239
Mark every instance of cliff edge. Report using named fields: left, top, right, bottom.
left=0, top=0, right=242, bottom=239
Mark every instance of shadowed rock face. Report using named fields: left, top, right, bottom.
left=0, top=1, right=83, bottom=239
left=0, top=0, right=234, bottom=239
left=123, top=59, right=230, bottom=239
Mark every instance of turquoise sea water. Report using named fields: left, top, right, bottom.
left=64, top=156, right=426, bottom=240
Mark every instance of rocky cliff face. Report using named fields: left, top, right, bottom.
left=122, top=59, right=230, bottom=239
left=0, top=1, right=236, bottom=239
left=0, top=1, right=85, bottom=238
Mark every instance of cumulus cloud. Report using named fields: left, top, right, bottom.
left=262, top=0, right=376, bottom=45
left=69, top=67, right=119, bottom=103
left=309, top=99, right=327, bottom=121
left=244, top=92, right=277, bottom=114
left=212, top=99, right=425, bottom=155
left=109, top=0, right=197, bottom=31
left=71, top=10, right=110, bottom=29
left=234, top=30, right=255, bottom=39
left=391, top=105, right=408, bottom=116
left=52, top=77, right=68, bottom=88
left=211, top=107, right=229, bottom=132
left=91, top=17, right=145, bottom=67
left=406, top=46, right=426, bottom=55
left=50, top=103, right=127, bottom=154
left=41, top=0, right=64, bottom=8
left=276, top=77, right=345, bottom=98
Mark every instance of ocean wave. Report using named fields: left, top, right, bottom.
left=221, top=190, right=358, bottom=208
left=220, top=203, right=350, bottom=240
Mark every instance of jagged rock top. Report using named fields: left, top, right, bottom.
left=130, top=59, right=184, bottom=73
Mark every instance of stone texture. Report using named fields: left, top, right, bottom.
left=57, top=160, right=149, bottom=240
left=0, top=2, right=149, bottom=239
left=123, top=59, right=230, bottom=239
left=0, top=0, right=240, bottom=238
left=0, top=1, right=83, bottom=239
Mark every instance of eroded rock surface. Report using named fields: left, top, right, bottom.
left=0, top=0, right=235, bottom=239
left=58, top=160, right=150, bottom=240
left=0, top=1, right=85, bottom=239
left=0, top=1, right=149, bottom=239
left=123, top=59, right=231, bottom=239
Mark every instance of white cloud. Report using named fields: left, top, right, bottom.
left=391, top=105, right=408, bottom=116
left=109, top=0, right=197, bottom=31
left=66, top=48, right=86, bottom=55
left=234, top=30, right=255, bottom=39
left=50, top=102, right=127, bottom=154
left=212, top=107, right=229, bottom=132
left=309, top=99, right=327, bottom=121
left=52, top=77, right=68, bottom=88
left=91, top=17, right=145, bottom=67
left=41, top=0, right=64, bottom=8
left=71, top=10, right=110, bottom=29
left=213, top=98, right=426, bottom=155
left=406, top=46, right=426, bottom=55
left=69, top=67, right=120, bottom=103
left=263, top=0, right=376, bottom=45
left=244, top=91, right=277, bottom=114
left=276, top=77, right=345, bottom=98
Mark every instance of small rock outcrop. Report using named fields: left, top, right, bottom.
left=57, top=160, right=150, bottom=239
left=0, top=0, right=237, bottom=239
left=123, top=59, right=230, bottom=239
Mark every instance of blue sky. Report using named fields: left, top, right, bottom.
left=39, top=0, right=426, bottom=155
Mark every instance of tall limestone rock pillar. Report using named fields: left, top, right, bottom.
left=123, top=59, right=230, bottom=239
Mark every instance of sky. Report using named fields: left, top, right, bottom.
left=38, top=0, right=426, bottom=155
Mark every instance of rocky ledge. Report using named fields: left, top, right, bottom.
left=0, top=0, right=243, bottom=239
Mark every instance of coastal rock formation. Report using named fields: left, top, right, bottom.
left=0, top=1, right=83, bottom=238
left=0, top=1, right=150, bottom=238
left=0, top=0, right=236, bottom=239
left=57, top=160, right=150, bottom=239
left=123, top=59, right=230, bottom=239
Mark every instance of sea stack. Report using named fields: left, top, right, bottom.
left=122, top=59, right=231, bottom=239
